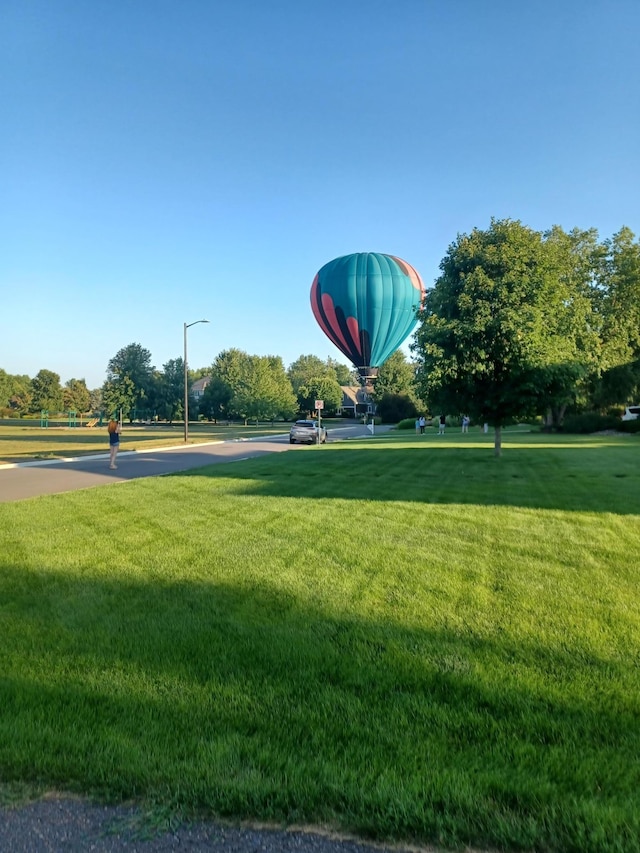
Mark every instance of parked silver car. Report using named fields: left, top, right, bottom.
left=622, top=406, right=640, bottom=421
left=289, top=419, right=327, bottom=444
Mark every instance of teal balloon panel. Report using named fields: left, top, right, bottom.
left=310, top=253, right=424, bottom=377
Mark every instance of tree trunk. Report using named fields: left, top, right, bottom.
left=494, top=425, right=502, bottom=457
left=552, top=404, right=567, bottom=429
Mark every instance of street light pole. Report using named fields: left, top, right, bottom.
left=184, top=319, right=209, bottom=443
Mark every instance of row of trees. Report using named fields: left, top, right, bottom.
left=0, top=344, right=420, bottom=424
left=412, top=221, right=640, bottom=454
left=99, top=345, right=359, bottom=423
left=0, top=369, right=95, bottom=416
left=103, top=346, right=418, bottom=424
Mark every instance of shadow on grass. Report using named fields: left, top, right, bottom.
left=5, top=435, right=640, bottom=515
left=174, top=442, right=640, bottom=516
left=1, top=567, right=638, bottom=852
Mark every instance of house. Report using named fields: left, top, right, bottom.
left=338, top=386, right=375, bottom=417
left=190, top=376, right=210, bottom=399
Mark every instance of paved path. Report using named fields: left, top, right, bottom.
left=0, top=425, right=386, bottom=502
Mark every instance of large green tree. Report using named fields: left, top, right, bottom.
left=0, top=369, right=12, bottom=410
left=326, top=357, right=354, bottom=386
left=106, top=343, right=155, bottom=415
left=30, top=369, right=63, bottom=414
left=287, top=354, right=343, bottom=415
left=63, top=378, right=91, bottom=413
left=231, top=355, right=297, bottom=423
left=298, top=375, right=343, bottom=416
left=589, top=227, right=640, bottom=408
left=370, top=350, right=420, bottom=405
left=89, top=387, right=103, bottom=414
left=413, top=219, right=598, bottom=455
left=535, top=226, right=601, bottom=426
left=154, top=358, right=185, bottom=423
left=199, top=348, right=250, bottom=422
left=7, top=374, right=32, bottom=414
left=602, top=227, right=640, bottom=362
left=101, top=377, right=136, bottom=420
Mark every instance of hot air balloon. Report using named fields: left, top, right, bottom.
left=310, top=252, right=425, bottom=382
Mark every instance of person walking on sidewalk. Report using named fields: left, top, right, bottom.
left=108, top=419, right=121, bottom=469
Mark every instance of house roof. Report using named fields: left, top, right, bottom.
left=340, top=385, right=369, bottom=405
left=191, top=377, right=210, bottom=393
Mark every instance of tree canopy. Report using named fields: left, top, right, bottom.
left=30, top=369, right=63, bottom=414
left=199, top=349, right=297, bottom=423
left=287, top=354, right=344, bottom=415
left=106, top=343, right=155, bottom=417
left=370, top=350, right=420, bottom=405
left=63, top=378, right=91, bottom=413
left=231, top=355, right=297, bottom=423
left=413, top=219, right=600, bottom=454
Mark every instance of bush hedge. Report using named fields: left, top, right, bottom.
left=397, top=417, right=419, bottom=430
left=619, top=418, right=640, bottom=433
left=561, top=413, right=621, bottom=433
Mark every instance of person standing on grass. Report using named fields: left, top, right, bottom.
left=419, top=415, right=426, bottom=434
left=415, top=417, right=420, bottom=435
left=438, top=414, right=446, bottom=435
left=462, top=415, right=470, bottom=433
left=108, top=418, right=121, bottom=469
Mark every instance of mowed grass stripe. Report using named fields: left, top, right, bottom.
left=0, top=432, right=638, bottom=852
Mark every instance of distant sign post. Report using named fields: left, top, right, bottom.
left=315, top=400, right=323, bottom=445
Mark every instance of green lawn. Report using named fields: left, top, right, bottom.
left=1, top=432, right=639, bottom=852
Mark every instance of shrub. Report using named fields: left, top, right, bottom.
left=376, top=392, right=418, bottom=424
left=561, top=413, right=620, bottom=434
left=397, top=417, right=418, bottom=430
left=619, top=418, right=640, bottom=434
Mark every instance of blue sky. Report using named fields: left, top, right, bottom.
left=2, top=0, right=639, bottom=389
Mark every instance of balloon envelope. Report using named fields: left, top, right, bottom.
left=310, top=252, right=425, bottom=379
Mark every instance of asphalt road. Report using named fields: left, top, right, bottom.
left=0, top=425, right=385, bottom=503
left=0, top=795, right=428, bottom=853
